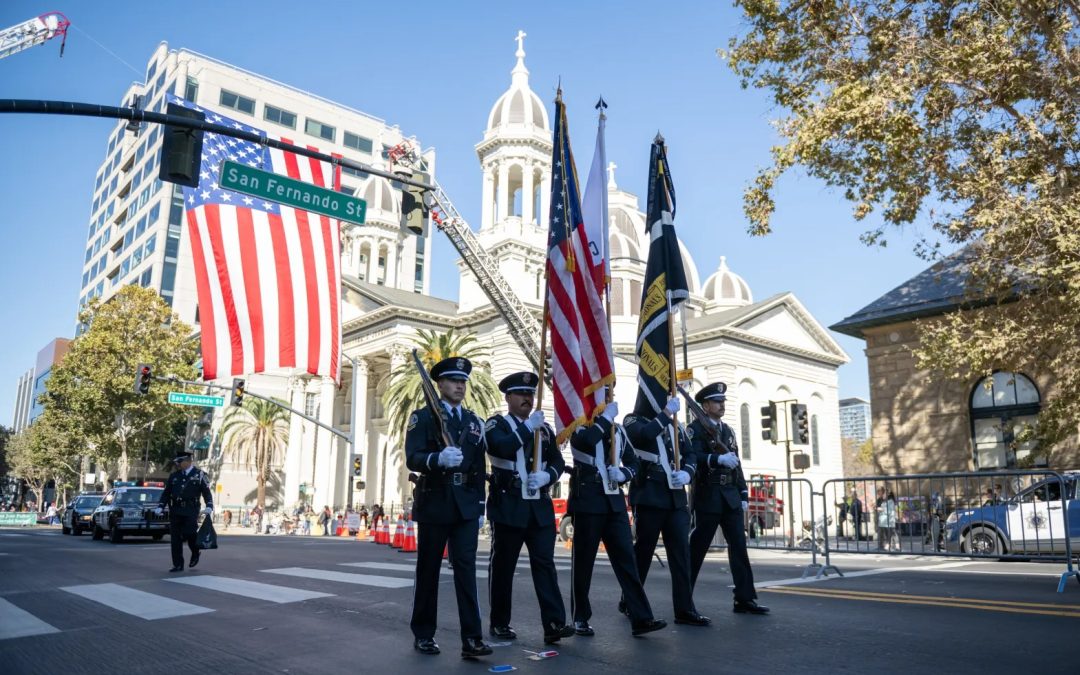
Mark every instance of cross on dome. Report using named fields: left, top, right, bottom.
left=512, top=29, right=529, bottom=84
left=607, top=161, right=618, bottom=189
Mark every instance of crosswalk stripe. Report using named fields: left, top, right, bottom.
left=262, top=567, right=413, bottom=588
left=0, top=598, right=59, bottom=640
left=165, top=575, right=332, bottom=603
left=341, top=562, right=490, bottom=579
left=61, top=583, right=214, bottom=620
left=0, top=533, right=29, bottom=537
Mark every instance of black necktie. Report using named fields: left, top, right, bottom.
left=452, top=408, right=461, bottom=426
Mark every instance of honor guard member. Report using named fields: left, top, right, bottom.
left=156, top=451, right=213, bottom=573
left=405, top=357, right=493, bottom=659
left=567, top=399, right=667, bottom=637
left=623, top=396, right=711, bottom=626
left=484, top=372, right=575, bottom=645
left=687, top=383, right=768, bottom=614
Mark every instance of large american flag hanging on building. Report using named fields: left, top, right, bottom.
left=169, top=95, right=341, bottom=383
left=546, top=94, right=615, bottom=443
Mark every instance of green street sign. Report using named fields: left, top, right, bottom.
left=219, top=159, right=366, bottom=225
left=168, top=392, right=225, bottom=407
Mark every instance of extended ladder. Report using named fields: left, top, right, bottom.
left=0, top=12, right=69, bottom=61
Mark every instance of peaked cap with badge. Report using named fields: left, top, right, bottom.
left=498, top=371, right=538, bottom=394
left=694, top=382, right=727, bottom=404
left=430, top=356, right=472, bottom=381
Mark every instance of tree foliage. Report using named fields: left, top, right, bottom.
left=726, top=0, right=1079, bottom=447
left=382, top=328, right=501, bottom=447
left=220, top=398, right=290, bottom=510
left=7, top=411, right=82, bottom=509
left=43, top=286, right=200, bottom=479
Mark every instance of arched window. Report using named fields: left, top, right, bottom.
left=810, top=414, right=820, bottom=465
left=739, top=403, right=751, bottom=460
left=970, top=372, right=1041, bottom=469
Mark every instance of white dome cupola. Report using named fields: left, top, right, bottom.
left=701, top=256, right=753, bottom=307
left=485, top=30, right=549, bottom=135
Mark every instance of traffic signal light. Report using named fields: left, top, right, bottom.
left=760, top=402, right=777, bottom=443
left=158, top=102, right=206, bottom=188
left=792, top=403, right=810, bottom=445
left=230, top=378, right=246, bottom=407
left=400, top=172, right=430, bottom=235
left=352, top=455, right=363, bottom=477
left=134, top=364, right=152, bottom=396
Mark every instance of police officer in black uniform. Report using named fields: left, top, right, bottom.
left=687, top=382, right=769, bottom=614
left=568, top=399, right=666, bottom=637
left=156, top=451, right=213, bottom=573
left=624, top=396, right=711, bottom=626
left=406, top=357, right=493, bottom=659
left=485, top=371, right=574, bottom=645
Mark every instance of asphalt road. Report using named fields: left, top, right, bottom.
left=2, top=525, right=1079, bottom=674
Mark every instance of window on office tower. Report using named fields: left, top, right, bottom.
left=264, top=104, right=297, bottom=129
left=219, top=89, right=255, bottom=115
left=305, top=118, right=335, bottom=142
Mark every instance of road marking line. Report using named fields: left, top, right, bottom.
left=0, top=598, right=59, bottom=640
left=763, top=585, right=1080, bottom=610
left=61, top=583, right=214, bottom=620
left=761, top=587, right=1080, bottom=618
left=341, top=562, right=490, bottom=578
left=165, top=575, right=332, bottom=603
left=0, top=533, right=30, bottom=537
left=262, top=567, right=413, bottom=588
left=754, top=561, right=975, bottom=589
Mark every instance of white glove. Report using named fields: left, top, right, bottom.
left=671, top=470, right=691, bottom=488
left=601, top=401, right=619, bottom=422
left=527, top=471, right=551, bottom=490
left=715, top=452, right=740, bottom=469
left=154, top=506, right=165, bottom=515
left=606, top=466, right=625, bottom=483
left=525, top=410, right=546, bottom=431
left=438, top=446, right=464, bottom=468
left=664, top=396, right=680, bottom=416
left=202, top=506, right=213, bottom=516
left=741, top=501, right=749, bottom=513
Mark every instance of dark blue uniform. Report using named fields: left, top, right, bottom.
left=158, top=467, right=213, bottom=569
left=406, top=403, right=487, bottom=644
left=485, top=414, right=567, bottom=637
left=688, top=417, right=757, bottom=603
left=624, top=411, right=700, bottom=617
left=567, top=417, right=655, bottom=625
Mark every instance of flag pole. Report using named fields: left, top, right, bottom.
left=667, top=290, right=680, bottom=468
left=595, top=97, right=619, bottom=473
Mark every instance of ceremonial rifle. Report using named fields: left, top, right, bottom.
left=676, top=385, right=731, bottom=454
left=411, top=349, right=455, bottom=448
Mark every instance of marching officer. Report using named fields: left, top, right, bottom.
left=405, top=357, right=493, bottom=659
left=568, top=399, right=667, bottom=637
left=156, top=451, right=213, bottom=573
left=624, top=396, right=711, bottom=626
left=687, top=382, right=769, bottom=614
left=484, top=372, right=574, bottom=645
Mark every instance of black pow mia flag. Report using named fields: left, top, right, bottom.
left=633, top=135, right=688, bottom=416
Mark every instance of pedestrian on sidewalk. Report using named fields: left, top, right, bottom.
left=223, top=509, right=232, bottom=530
left=319, top=506, right=332, bottom=536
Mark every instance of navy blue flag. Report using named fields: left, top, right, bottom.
left=634, top=135, right=688, bottom=416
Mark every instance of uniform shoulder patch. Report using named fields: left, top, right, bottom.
left=686, top=426, right=695, bottom=439
left=624, top=414, right=638, bottom=425
left=407, top=413, right=418, bottom=431
left=484, top=417, right=499, bottom=432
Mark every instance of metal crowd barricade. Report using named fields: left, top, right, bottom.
left=734, top=476, right=841, bottom=579
left=820, top=471, right=1080, bottom=593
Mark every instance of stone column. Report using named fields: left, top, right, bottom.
left=313, top=376, right=338, bottom=509
left=481, top=169, right=494, bottom=229
left=366, top=237, right=380, bottom=283
left=386, top=240, right=399, bottom=289
left=539, top=172, right=551, bottom=228
left=497, top=163, right=509, bottom=223
left=381, top=346, right=408, bottom=506
left=283, top=376, right=307, bottom=509
left=522, top=164, right=534, bottom=226
left=349, top=358, right=369, bottom=506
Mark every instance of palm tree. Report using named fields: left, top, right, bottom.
left=220, top=398, right=290, bottom=511
left=383, top=328, right=501, bottom=447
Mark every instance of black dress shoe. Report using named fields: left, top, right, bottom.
left=543, top=623, right=575, bottom=644
left=189, top=552, right=200, bottom=568
left=168, top=565, right=184, bottom=573
left=573, top=620, right=594, bottom=637
left=461, top=638, right=493, bottom=658
left=733, top=600, right=770, bottom=615
left=674, top=611, right=712, bottom=626
left=489, top=625, right=516, bottom=640
left=631, top=618, right=667, bottom=636
left=617, top=599, right=629, bottom=616
left=414, top=638, right=440, bottom=655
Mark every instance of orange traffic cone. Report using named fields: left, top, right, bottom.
left=442, top=543, right=449, bottom=559
left=391, top=517, right=405, bottom=549
left=377, top=519, right=389, bottom=545
left=400, top=520, right=417, bottom=553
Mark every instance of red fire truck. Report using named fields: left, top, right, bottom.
left=746, top=473, right=784, bottom=538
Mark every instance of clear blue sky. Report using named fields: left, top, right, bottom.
left=0, top=0, right=942, bottom=424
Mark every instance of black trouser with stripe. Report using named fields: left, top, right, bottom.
left=633, top=505, right=697, bottom=615
left=411, top=518, right=482, bottom=643
left=169, top=513, right=199, bottom=568
left=489, top=519, right=566, bottom=632
left=571, top=510, right=653, bottom=623
left=689, top=508, right=757, bottom=603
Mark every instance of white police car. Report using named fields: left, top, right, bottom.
left=90, top=482, right=170, bottom=543
left=944, top=473, right=1080, bottom=556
